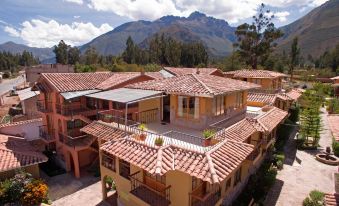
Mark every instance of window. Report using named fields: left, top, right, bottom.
left=234, top=167, right=242, bottom=186
left=178, top=96, right=199, bottom=119
left=86, top=97, right=96, bottom=109
left=225, top=178, right=232, bottom=192
left=102, top=100, right=109, bottom=110
left=145, top=172, right=166, bottom=184
left=236, top=92, right=243, bottom=107
left=102, top=153, right=116, bottom=172
left=213, top=96, right=225, bottom=116
left=119, top=159, right=130, bottom=180
left=192, top=177, right=199, bottom=190
left=252, top=78, right=262, bottom=85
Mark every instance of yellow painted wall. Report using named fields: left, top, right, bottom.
left=0, top=165, right=40, bottom=180
left=167, top=170, right=191, bottom=206
left=138, top=98, right=160, bottom=112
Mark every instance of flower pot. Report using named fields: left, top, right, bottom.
left=204, top=138, right=211, bottom=146
left=155, top=142, right=163, bottom=146
left=139, top=133, right=147, bottom=141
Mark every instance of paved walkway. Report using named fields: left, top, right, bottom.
left=264, top=108, right=337, bottom=206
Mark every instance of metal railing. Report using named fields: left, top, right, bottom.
left=209, top=107, right=246, bottom=132
left=56, top=103, right=94, bottom=116
left=162, top=131, right=206, bottom=147
left=189, top=187, right=221, bottom=206
left=130, top=171, right=171, bottom=206
left=36, top=100, right=53, bottom=113
left=98, top=108, right=159, bottom=124
left=39, top=125, right=55, bottom=141
left=58, top=132, right=88, bottom=148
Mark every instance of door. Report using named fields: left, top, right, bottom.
left=162, top=95, right=170, bottom=123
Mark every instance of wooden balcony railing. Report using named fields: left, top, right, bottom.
left=36, top=100, right=53, bottom=113
left=98, top=108, right=159, bottom=125
left=39, top=125, right=55, bottom=141
left=189, top=187, right=221, bottom=206
left=129, top=171, right=171, bottom=206
left=56, top=103, right=95, bottom=116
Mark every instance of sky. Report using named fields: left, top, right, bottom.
left=0, top=0, right=329, bottom=48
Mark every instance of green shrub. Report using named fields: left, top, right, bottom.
left=289, top=105, right=300, bottom=123
left=276, top=160, right=284, bottom=170
left=302, top=190, right=324, bottom=206
left=332, top=139, right=339, bottom=157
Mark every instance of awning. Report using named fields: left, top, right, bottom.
left=17, top=87, right=40, bottom=101
left=61, top=89, right=100, bottom=100
left=85, top=88, right=163, bottom=103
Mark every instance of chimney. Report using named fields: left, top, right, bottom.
left=196, top=68, right=200, bottom=74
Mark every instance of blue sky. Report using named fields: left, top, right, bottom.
left=0, top=0, right=328, bottom=48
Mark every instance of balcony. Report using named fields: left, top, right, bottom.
left=58, top=132, right=93, bottom=148
left=39, top=125, right=55, bottom=142
left=98, top=108, right=159, bottom=125
left=247, top=147, right=261, bottom=161
left=189, top=187, right=221, bottom=206
left=56, top=103, right=97, bottom=117
left=129, top=171, right=171, bottom=206
left=36, top=100, right=53, bottom=113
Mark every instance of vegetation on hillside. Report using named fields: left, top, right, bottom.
left=0, top=51, right=39, bottom=73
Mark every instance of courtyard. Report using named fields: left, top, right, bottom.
left=265, top=107, right=337, bottom=205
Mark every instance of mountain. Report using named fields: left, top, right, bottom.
left=0, top=41, right=55, bottom=62
left=277, top=0, right=339, bottom=58
left=81, top=12, right=236, bottom=57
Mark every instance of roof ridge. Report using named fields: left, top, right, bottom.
left=191, top=73, right=214, bottom=94
left=205, top=152, right=219, bottom=184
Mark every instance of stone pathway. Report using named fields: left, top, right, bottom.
left=264, top=108, right=337, bottom=206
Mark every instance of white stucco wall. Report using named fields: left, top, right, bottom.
left=0, top=119, right=42, bottom=141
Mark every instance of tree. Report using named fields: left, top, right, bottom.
left=68, top=47, right=80, bottom=65
left=53, top=40, right=69, bottom=64
left=289, top=37, right=300, bottom=82
left=122, top=36, right=137, bottom=64
left=84, top=47, right=98, bottom=65
left=234, top=3, right=283, bottom=69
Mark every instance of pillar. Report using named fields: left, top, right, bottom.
left=72, top=151, right=81, bottom=178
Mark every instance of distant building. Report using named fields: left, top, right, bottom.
left=25, top=64, right=74, bottom=86
left=17, top=87, right=40, bottom=119
left=331, top=76, right=339, bottom=97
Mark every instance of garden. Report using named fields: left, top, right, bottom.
left=0, top=172, right=50, bottom=206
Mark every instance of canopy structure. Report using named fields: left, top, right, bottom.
left=17, top=87, right=40, bottom=101
left=60, top=89, right=100, bottom=100
left=85, top=88, right=163, bottom=103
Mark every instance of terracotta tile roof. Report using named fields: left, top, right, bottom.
left=41, top=72, right=114, bottom=92
left=0, top=118, right=42, bottom=129
left=255, top=106, right=288, bottom=132
left=276, top=93, right=294, bottom=101
left=224, top=69, right=287, bottom=78
left=328, top=115, right=339, bottom=141
left=127, top=74, right=260, bottom=97
left=286, top=89, right=303, bottom=100
left=248, top=93, right=277, bottom=105
left=325, top=193, right=339, bottom=206
left=96, top=72, right=155, bottom=90
left=214, top=118, right=257, bottom=142
left=81, top=121, right=129, bottom=142
left=163, top=67, right=221, bottom=76
left=101, top=138, right=253, bottom=184
left=0, top=134, right=47, bottom=172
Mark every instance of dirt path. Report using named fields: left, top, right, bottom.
left=264, top=108, right=337, bottom=206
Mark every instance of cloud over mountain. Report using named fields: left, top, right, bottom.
left=3, top=19, right=113, bottom=47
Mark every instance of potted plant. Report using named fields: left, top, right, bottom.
left=105, top=176, right=114, bottom=190
left=155, top=137, right=164, bottom=146
left=202, top=129, right=215, bottom=146
left=138, top=124, right=147, bottom=141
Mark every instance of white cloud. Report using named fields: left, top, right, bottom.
left=3, top=19, right=113, bottom=48
left=63, top=0, right=83, bottom=5
left=74, top=15, right=81, bottom=19
left=87, top=0, right=328, bottom=23
left=4, top=26, right=20, bottom=37
left=274, top=11, right=290, bottom=22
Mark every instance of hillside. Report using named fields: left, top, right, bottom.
left=81, top=12, right=236, bottom=57
left=0, top=41, right=55, bottom=62
left=277, top=0, right=339, bottom=58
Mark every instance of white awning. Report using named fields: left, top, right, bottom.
left=61, top=90, right=100, bottom=100
left=86, top=88, right=163, bottom=103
